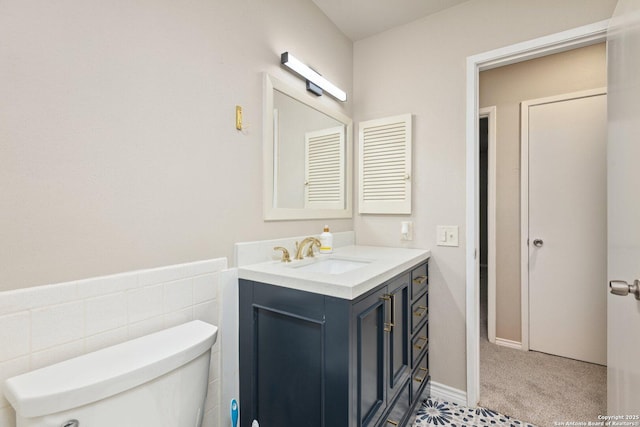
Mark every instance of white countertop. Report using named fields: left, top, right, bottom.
left=237, top=245, right=430, bottom=300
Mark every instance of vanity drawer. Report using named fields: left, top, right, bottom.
left=410, top=291, right=428, bottom=334
left=411, top=264, right=428, bottom=300
left=411, top=351, right=429, bottom=405
left=411, top=322, right=428, bottom=368
left=378, top=379, right=410, bottom=427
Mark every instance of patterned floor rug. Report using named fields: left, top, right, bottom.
left=414, top=399, right=537, bottom=427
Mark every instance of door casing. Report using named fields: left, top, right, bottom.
left=465, top=20, right=609, bottom=407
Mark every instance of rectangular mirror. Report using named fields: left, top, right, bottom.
left=263, top=73, right=353, bottom=220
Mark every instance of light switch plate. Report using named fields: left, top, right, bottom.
left=437, top=225, right=459, bottom=247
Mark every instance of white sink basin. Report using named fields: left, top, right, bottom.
left=292, top=258, right=371, bottom=275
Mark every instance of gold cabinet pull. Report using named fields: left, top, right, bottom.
left=414, top=336, right=428, bottom=350
left=413, top=305, right=428, bottom=317
left=414, top=367, right=429, bottom=383
left=390, top=293, right=396, bottom=329
left=386, top=421, right=399, bottom=426
left=380, top=295, right=393, bottom=332
left=413, top=275, right=427, bottom=285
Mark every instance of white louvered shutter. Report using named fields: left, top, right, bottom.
left=358, top=114, right=412, bottom=214
left=304, top=126, right=346, bottom=209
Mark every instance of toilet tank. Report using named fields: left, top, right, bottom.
left=4, top=320, right=218, bottom=427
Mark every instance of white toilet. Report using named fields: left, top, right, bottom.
left=4, top=320, right=218, bottom=427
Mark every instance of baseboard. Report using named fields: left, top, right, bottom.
left=495, top=337, right=523, bottom=350
left=429, top=381, right=467, bottom=406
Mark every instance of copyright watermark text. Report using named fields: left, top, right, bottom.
left=554, top=415, right=640, bottom=426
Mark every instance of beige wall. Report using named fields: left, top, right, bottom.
left=0, top=0, right=353, bottom=291
left=480, top=43, right=607, bottom=343
left=353, top=0, right=616, bottom=392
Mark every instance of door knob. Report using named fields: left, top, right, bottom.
left=533, top=239, right=544, bottom=247
left=609, top=280, right=640, bottom=300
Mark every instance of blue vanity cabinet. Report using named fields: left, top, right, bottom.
left=239, top=259, right=428, bottom=427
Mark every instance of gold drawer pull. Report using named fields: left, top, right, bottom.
left=414, top=336, right=428, bottom=350
left=386, top=421, right=399, bottom=426
left=414, top=367, right=429, bottom=383
left=413, top=305, right=428, bottom=317
left=413, top=275, right=427, bottom=285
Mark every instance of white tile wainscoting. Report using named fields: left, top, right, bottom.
left=0, top=258, right=227, bottom=427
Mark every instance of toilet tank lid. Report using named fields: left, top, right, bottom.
left=4, top=320, right=218, bottom=418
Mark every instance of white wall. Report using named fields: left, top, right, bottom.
left=353, top=0, right=617, bottom=392
left=0, top=0, right=353, bottom=292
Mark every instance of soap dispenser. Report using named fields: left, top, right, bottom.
left=320, top=225, right=333, bottom=254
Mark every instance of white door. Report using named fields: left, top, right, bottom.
left=607, top=0, right=640, bottom=413
left=524, top=90, right=607, bottom=365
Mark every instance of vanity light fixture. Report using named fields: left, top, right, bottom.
left=280, top=52, right=347, bottom=102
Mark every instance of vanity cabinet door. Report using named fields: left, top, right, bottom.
left=354, top=287, right=388, bottom=427
left=388, top=273, right=410, bottom=396
left=240, top=281, right=327, bottom=427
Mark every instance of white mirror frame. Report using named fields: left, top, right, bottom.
left=263, top=73, right=353, bottom=221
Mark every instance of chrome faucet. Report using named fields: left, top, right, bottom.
left=294, top=237, right=321, bottom=260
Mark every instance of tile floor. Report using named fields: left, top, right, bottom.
left=414, top=399, right=537, bottom=427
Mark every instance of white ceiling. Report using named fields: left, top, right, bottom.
left=311, top=0, right=470, bottom=41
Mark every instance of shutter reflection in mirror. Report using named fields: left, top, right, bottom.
left=305, top=125, right=346, bottom=209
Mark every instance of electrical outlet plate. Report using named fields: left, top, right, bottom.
left=401, top=221, right=413, bottom=241
left=437, top=225, right=459, bottom=247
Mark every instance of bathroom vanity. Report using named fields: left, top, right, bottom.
left=238, top=246, right=430, bottom=427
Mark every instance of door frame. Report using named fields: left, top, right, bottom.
left=479, top=106, right=497, bottom=345
left=520, top=88, right=607, bottom=352
left=465, top=20, right=608, bottom=407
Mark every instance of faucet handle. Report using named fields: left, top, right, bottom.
left=273, top=246, right=291, bottom=263
left=305, top=239, right=321, bottom=258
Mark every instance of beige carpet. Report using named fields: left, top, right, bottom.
left=479, top=270, right=606, bottom=426
left=480, top=337, right=606, bottom=426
